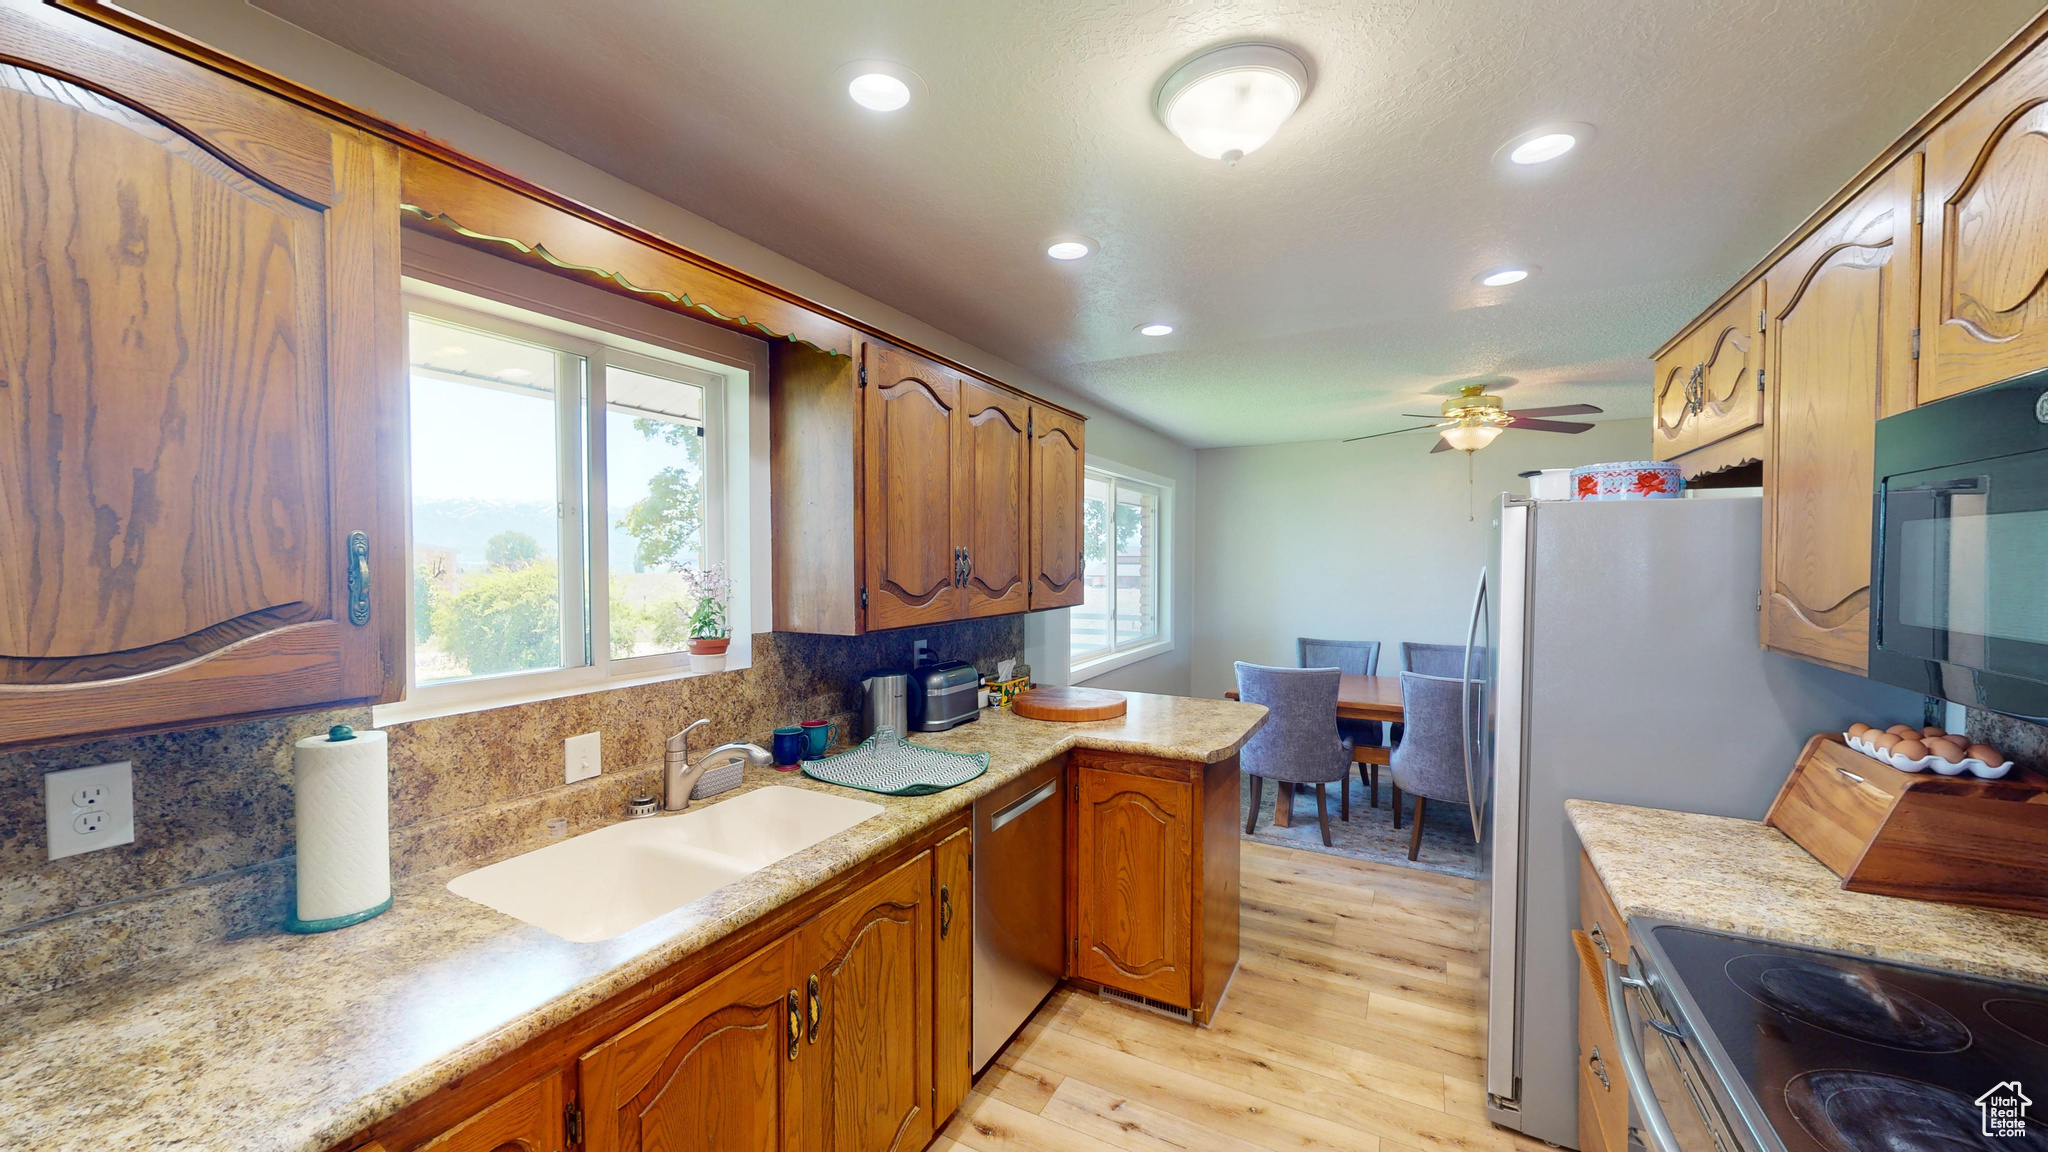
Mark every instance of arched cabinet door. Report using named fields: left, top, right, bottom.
left=960, top=381, right=1029, bottom=617
left=861, top=341, right=965, bottom=631
left=1071, top=766, right=1192, bottom=1006
left=1762, top=159, right=1919, bottom=674
left=1651, top=337, right=1699, bottom=461
left=1691, top=282, right=1767, bottom=450
left=1028, top=405, right=1086, bottom=609
left=0, top=4, right=402, bottom=749
left=1922, top=40, right=2048, bottom=403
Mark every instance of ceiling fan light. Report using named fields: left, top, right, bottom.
left=1442, top=423, right=1504, bottom=453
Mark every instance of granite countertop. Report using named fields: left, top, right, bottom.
left=1568, top=799, right=2048, bottom=986
left=0, top=692, right=1265, bottom=1152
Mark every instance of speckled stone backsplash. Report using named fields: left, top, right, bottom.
left=0, top=620, right=1022, bottom=1003
left=1967, top=706, right=2048, bottom=773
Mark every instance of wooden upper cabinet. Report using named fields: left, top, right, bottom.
left=1762, top=158, right=1920, bottom=674
left=1651, top=333, right=1700, bottom=461
left=793, top=851, right=934, bottom=1152
left=862, top=341, right=965, bottom=631
left=578, top=938, right=800, bottom=1152
left=1071, top=765, right=1193, bottom=1007
left=960, top=380, right=1030, bottom=617
left=1028, top=405, right=1087, bottom=609
left=0, top=5, right=402, bottom=749
left=1922, top=38, right=2048, bottom=403
left=1692, top=283, right=1768, bottom=449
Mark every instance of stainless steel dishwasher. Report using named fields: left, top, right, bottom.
left=971, top=756, right=1066, bottom=1072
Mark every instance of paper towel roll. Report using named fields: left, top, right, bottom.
left=288, top=726, right=392, bottom=932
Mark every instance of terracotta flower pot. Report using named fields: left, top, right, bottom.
left=687, top=637, right=730, bottom=656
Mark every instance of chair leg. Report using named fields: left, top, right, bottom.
left=1315, top=783, right=1333, bottom=848
left=1392, top=785, right=1404, bottom=829
left=1408, top=796, right=1427, bottom=861
left=1370, top=764, right=1379, bottom=809
left=1340, top=769, right=1350, bottom=822
left=1245, top=775, right=1263, bottom=835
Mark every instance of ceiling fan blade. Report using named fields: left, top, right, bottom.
left=1430, top=436, right=1454, bottom=454
left=1505, top=403, right=1603, bottom=418
left=1507, top=417, right=1595, bottom=434
left=1343, top=422, right=1446, bottom=444
left=1399, top=413, right=1444, bottom=419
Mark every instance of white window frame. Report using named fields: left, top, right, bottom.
left=377, top=278, right=741, bottom=725
left=1070, top=458, right=1174, bottom=681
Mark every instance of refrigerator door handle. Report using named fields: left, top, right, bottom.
left=1461, top=567, right=1488, bottom=841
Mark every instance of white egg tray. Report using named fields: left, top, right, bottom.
left=1843, top=733, right=2014, bottom=780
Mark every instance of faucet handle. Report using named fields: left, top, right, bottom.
left=668, top=717, right=711, bottom=756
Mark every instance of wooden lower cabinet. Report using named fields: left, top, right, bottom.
left=1577, top=854, right=1631, bottom=1152
left=412, top=1071, right=567, bottom=1152
left=793, top=852, right=935, bottom=1152
left=932, top=830, right=973, bottom=1121
left=1068, top=751, right=1240, bottom=1024
left=579, top=940, right=801, bottom=1152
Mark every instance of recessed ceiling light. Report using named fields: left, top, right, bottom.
left=1138, top=323, right=1175, bottom=336
left=1479, top=267, right=1531, bottom=287
left=848, top=72, right=911, bottom=112
left=1509, top=132, right=1577, bottom=165
left=1155, top=43, right=1309, bottom=163
left=1046, top=237, right=1096, bottom=261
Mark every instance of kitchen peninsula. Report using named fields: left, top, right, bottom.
left=0, top=694, right=1265, bottom=1152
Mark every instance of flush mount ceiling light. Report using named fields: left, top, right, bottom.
left=1496, top=122, right=1595, bottom=169
left=1046, top=236, right=1097, bottom=261
left=1478, top=267, right=1533, bottom=287
left=848, top=72, right=911, bottom=111
left=1155, top=43, right=1309, bottom=164
left=1138, top=323, right=1175, bottom=336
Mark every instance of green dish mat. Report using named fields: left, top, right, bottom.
left=800, top=732, right=988, bottom=796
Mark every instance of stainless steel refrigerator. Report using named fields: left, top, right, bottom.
left=1470, top=494, right=1924, bottom=1147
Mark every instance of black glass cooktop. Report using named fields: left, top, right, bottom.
left=1649, top=926, right=2048, bottom=1152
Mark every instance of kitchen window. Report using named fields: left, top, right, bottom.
left=391, top=282, right=737, bottom=720
left=1071, top=463, right=1171, bottom=675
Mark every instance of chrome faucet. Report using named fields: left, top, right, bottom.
left=663, top=719, right=773, bottom=812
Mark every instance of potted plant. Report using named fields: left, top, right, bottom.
left=679, top=564, right=732, bottom=672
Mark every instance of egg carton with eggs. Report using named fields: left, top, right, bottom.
left=1843, top=726, right=2014, bottom=780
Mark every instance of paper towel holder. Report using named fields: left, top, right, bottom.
left=285, top=723, right=394, bottom=934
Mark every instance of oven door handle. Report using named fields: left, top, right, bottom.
left=1605, top=953, right=1685, bottom=1152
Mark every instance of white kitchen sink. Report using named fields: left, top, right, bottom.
left=446, top=786, right=884, bottom=942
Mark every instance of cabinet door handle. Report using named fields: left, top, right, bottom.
left=1587, top=923, right=1610, bottom=956
left=939, top=884, right=954, bottom=939
left=962, top=549, right=973, bottom=589
left=807, top=974, right=820, bottom=1044
left=346, top=531, right=371, bottom=626
left=787, top=989, right=801, bottom=1060
left=1588, top=1045, right=1611, bottom=1089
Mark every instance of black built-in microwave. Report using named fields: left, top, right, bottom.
left=1870, top=368, right=2048, bottom=721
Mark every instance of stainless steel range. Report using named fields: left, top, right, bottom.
left=1608, top=920, right=2048, bottom=1152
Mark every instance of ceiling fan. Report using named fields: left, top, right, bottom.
left=1344, top=384, right=1603, bottom=453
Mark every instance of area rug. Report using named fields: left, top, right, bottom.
left=1239, top=771, right=1481, bottom=879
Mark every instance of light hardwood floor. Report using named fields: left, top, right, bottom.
left=940, top=839, right=1557, bottom=1152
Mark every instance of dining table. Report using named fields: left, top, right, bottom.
left=1226, top=673, right=1404, bottom=826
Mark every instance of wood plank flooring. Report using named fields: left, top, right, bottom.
left=938, top=840, right=1556, bottom=1152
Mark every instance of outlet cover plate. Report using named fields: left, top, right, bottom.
left=565, top=732, right=602, bottom=784
left=45, top=761, right=135, bottom=860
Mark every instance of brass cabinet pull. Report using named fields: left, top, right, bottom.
left=1588, top=1045, right=1611, bottom=1089
left=346, top=531, right=371, bottom=625
left=1587, top=923, right=1609, bottom=956
left=807, top=974, right=820, bottom=1044
left=939, top=884, right=954, bottom=939
left=787, top=989, right=800, bottom=1060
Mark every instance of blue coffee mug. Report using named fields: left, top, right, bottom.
left=800, top=719, right=837, bottom=759
left=772, top=727, right=806, bottom=767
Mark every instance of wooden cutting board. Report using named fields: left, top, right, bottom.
left=1010, top=686, right=1127, bottom=722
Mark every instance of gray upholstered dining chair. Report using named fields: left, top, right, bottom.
left=1234, top=662, right=1351, bottom=847
left=1388, top=671, right=1472, bottom=861
left=1297, top=637, right=1382, bottom=814
left=1401, top=642, right=1468, bottom=678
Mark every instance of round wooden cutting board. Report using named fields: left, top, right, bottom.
left=1010, top=686, right=1128, bottom=722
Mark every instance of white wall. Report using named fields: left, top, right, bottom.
left=1190, top=419, right=1655, bottom=700
left=132, top=0, right=1197, bottom=694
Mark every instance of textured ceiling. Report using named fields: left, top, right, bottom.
left=257, top=0, right=2042, bottom=447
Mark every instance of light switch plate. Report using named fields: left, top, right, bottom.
left=45, top=761, right=135, bottom=861
left=564, top=732, right=602, bottom=784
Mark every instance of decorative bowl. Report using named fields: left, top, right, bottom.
left=1570, top=461, right=1684, bottom=501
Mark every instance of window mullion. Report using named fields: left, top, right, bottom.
left=1106, top=474, right=1120, bottom=655
left=557, top=349, right=589, bottom=670
left=588, top=352, right=612, bottom=677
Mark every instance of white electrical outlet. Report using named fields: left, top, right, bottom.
left=45, top=761, right=135, bottom=861
left=564, top=732, right=602, bottom=784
